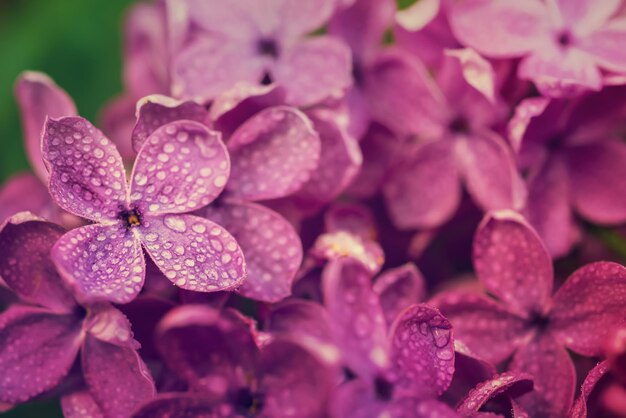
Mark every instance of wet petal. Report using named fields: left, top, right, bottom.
left=200, top=200, right=301, bottom=302
left=569, top=361, right=610, bottom=418
left=322, top=258, right=389, bottom=379
left=82, top=334, right=155, bottom=418
left=52, top=224, right=145, bottom=304
left=0, top=305, right=82, bottom=403
left=550, top=262, right=626, bottom=356
left=274, top=36, right=352, bottom=107
left=226, top=106, right=320, bottom=201
left=311, top=231, right=385, bottom=275
left=388, top=304, right=455, bottom=398
left=42, top=117, right=128, bottom=222
left=0, top=173, right=53, bottom=223
left=84, top=304, right=139, bottom=348
left=140, top=214, right=246, bottom=292
left=155, top=305, right=258, bottom=393
left=131, top=95, right=208, bottom=152
left=15, top=71, right=77, bottom=182
left=130, top=394, right=230, bottom=418
left=457, top=372, right=534, bottom=416
left=433, top=292, right=527, bottom=364
left=373, top=263, right=426, bottom=325
left=0, top=212, right=75, bottom=311
left=131, top=120, right=230, bottom=215
left=510, top=336, right=576, bottom=418
left=473, top=211, right=553, bottom=316
left=330, top=380, right=386, bottom=418
left=98, top=95, right=137, bottom=162
left=61, top=391, right=104, bottom=418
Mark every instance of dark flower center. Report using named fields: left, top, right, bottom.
left=449, top=116, right=470, bottom=134
left=530, top=312, right=550, bottom=331
left=557, top=30, right=573, bottom=48
left=73, top=305, right=87, bottom=319
left=119, top=207, right=143, bottom=229
left=374, top=376, right=394, bottom=402
left=352, top=60, right=364, bottom=87
left=260, top=71, right=274, bottom=86
left=231, top=387, right=264, bottom=417
left=257, top=38, right=280, bottom=58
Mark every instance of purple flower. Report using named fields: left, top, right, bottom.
left=42, top=116, right=246, bottom=303
left=449, top=0, right=626, bottom=97
left=456, top=372, right=533, bottom=417
left=434, top=210, right=626, bottom=417
left=0, top=213, right=155, bottom=416
left=168, top=0, right=352, bottom=106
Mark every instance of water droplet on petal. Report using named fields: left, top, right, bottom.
left=164, top=215, right=187, bottom=232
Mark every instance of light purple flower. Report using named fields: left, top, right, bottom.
left=449, top=0, right=626, bottom=97
left=42, top=116, right=246, bottom=303
left=434, top=210, right=626, bottom=417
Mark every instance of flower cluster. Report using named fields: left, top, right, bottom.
left=2, top=0, right=626, bottom=417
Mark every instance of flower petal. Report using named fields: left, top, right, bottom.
left=322, top=258, right=389, bottom=379
left=0, top=173, right=54, bottom=223
left=457, top=372, right=534, bottom=416
left=569, top=361, right=610, bottom=418
left=274, top=0, right=337, bottom=39
left=554, top=0, right=621, bottom=35
left=311, top=231, right=385, bottom=275
left=131, top=120, right=230, bottom=215
left=98, top=95, right=137, bottom=162
left=274, top=36, right=352, bottom=107
left=140, top=214, right=246, bottom=292
left=130, top=394, right=228, bottom=418
left=84, top=304, right=139, bottom=348
left=131, top=95, right=208, bottom=152
left=550, top=262, right=626, bottom=356
left=15, top=71, right=77, bottom=182
left=0, top=305, right=82, bottom=403
left=0, top=213, right=75, bottom=312
left=226, top=106, right=320, bottom=201
left=581, top=19, right=626, bottom=73
left=433, top=292, right=527, bottom=364
left=473, top=211, right=553, bottom=316
left=52, top=224, right=145, bottom=304
left=42, top=117, right=128, bottom=222
left=324, top=202, right=377, bottom=240
left=373, top=263, right=426, bottom=325
left=200, top=200, right=301, bottom=302
left=61, top=391, right=105, bottom=418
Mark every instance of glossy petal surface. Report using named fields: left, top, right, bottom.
left=457, top=372, right=534, bottom=415
left=61, top=391, right=105, bottom=418
left=569, top=361, right=610, bottom=418
left=373, top=263, right=426, bottom=325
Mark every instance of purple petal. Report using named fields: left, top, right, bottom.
left=200, top=200, right=301, bottom=302
left=274, top=36, right=352, bottom=107
left=139, top=213, right=246, bottom=292
left=582, top=20, right=626, bottom=74
left=61, top=391, right=104, bottom=418
left=388, top=304, right=455, bottom=398
left=84, top=304, right=139, bottom=348
left=550, top=262, right=626, bottom=356
left=322, top=258, right=389, bottom=379
left=373, top=263, right=426, bottom=325
left=82, top=334, right=155, bottom=418
left=569, top=361, right=610, bottom=418
left=155, top=305, right=258, bottom=393
left=98, top=95, right=137, bottom=162
left=15, top=71, right=77, bottom=182
left=444, top=48, right=497, bottom=103
left=130, top=394, right=230, bottom=418
left=274, top=0, right=338, bottom=39
left=131, top=120, right=230, bottom=215
left=433, top=292, right=527, bottom=364
left=324, top=202, right=377, bottom=240
left=555, top=0, right=622, bottom=35
left=226, top=106, right=321, bottom=201
left=0, top=305, right=82, bottom=403
left=0, top=212, right=75, bottom=311
left=473, top=211, right=553, bottom=316
left=446, top=341, right=498, bottom=406
left=509, top=336, right=576, bottom=418
left=457, top=372, right=534, bottom=416
left=131, top=95, right=208, bottom=152
left=312, top=231, right=385, bottom=275
left=42, top=117, right=128, bottom=222
left=52, top=224, right=145, bottom=304
left=0, top=173, right=53, bottom=223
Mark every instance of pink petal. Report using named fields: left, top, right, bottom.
left=52, top=224, right=145, bottom=304
left=84, top=304, right=140, bottom=348
left=98, top=95, right=137, bottom=162
left=507, top=97, right=550, bottom=154
left=311, top=231, right=385, bottom=275
left=274, top=36, right=352, bottom=107
left=0, top=305, right=82, bottom=403
left=433, top=292, right=528, bottom=364
left=15, top=71, right=77, bottom=182
left=444, top=48, right=497, bottom=103
left=373, top=263, right=426, bottom=325
left=226, top=106, right=321, bottom=201
left=0, top=173, right=53, bottom=223
left=554, top=0, right=621, bottom=35
left=274, top=0, right=338, bottom=40
left=322, top=258, right=389, bottom=379
left=510, top=336, right=576, bottom=418
left=473, top=211, right=553, bottom=316
left=0, top=213, right=75, bottom=312
left=131, top=95, right=208, bottom=153
left=569, top=361, right=610, bottom=418
left=184, top=0, right=259, bottom=40
left=550, top=262, right=626, bottom=356
left=330, top=380, right=387, bottom=418
left=388, top=304, right=455, bottom=398
left=200, top=200, right=301, bottom=302
left=565, top=140, right=626, bottom=224
left=394, top=0, right=440, bottom=31
left=42, top=117, right=128, bottom=222
left=383, top=139, right=461, bottom=230
left=140, top=213, right=246, bottom=292
left=581, top=19, right=626, bottom=74
left=61, top=391, right=104, bottom=418
left=457, top=372, right=534, bottom=415
left=324, top=202, right=377, bottom=240
left=130, top=394, right=228, bottom=418
left=130, top=120, right=230, bottom=215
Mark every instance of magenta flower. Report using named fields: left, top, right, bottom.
left=0, top=213, right=155, bottom=416
left=42, top=116, right=246, bottom=303
left=168, top=0, right=352, bottom=106
left=434, top=211, right=626, bottom=417
left=449, top=0, right=626, bottom=97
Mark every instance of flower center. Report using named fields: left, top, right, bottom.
left=119, top=207, right=142, bottom=229
left=530, top=312, right=550, bottom=331
left=449, top=116, right=470, bottom=134
left=374, top=376, right=394, bottom=402
left=231, top=387, right=264, bottom=417
left=352, top=60, right=364, bottom=87
left=556, top=30, right=573, bottom=48
left=257, top=38, right=280, bottom=58
left=260, top=71, right=274, bottom=86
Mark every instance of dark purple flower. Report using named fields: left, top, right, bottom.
left=42, top=116, right=246, bottom=303
left=434, top=210, right=626, bottom=417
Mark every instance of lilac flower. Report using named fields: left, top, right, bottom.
left=130, top=304, right=335, bottom=418
left=42, top=116, right=246, bottom=303
left=0, top=213, right=155, bottom=416
left=449, top=0, right=626, bottom=97
left=508, top=87, right=626, bottom=257
left=168, top=0, right=352, bottom=106
left=434, top=210, right=626, bottom=417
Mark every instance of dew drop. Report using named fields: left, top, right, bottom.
left=164, top=215, right=187, bottom=232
